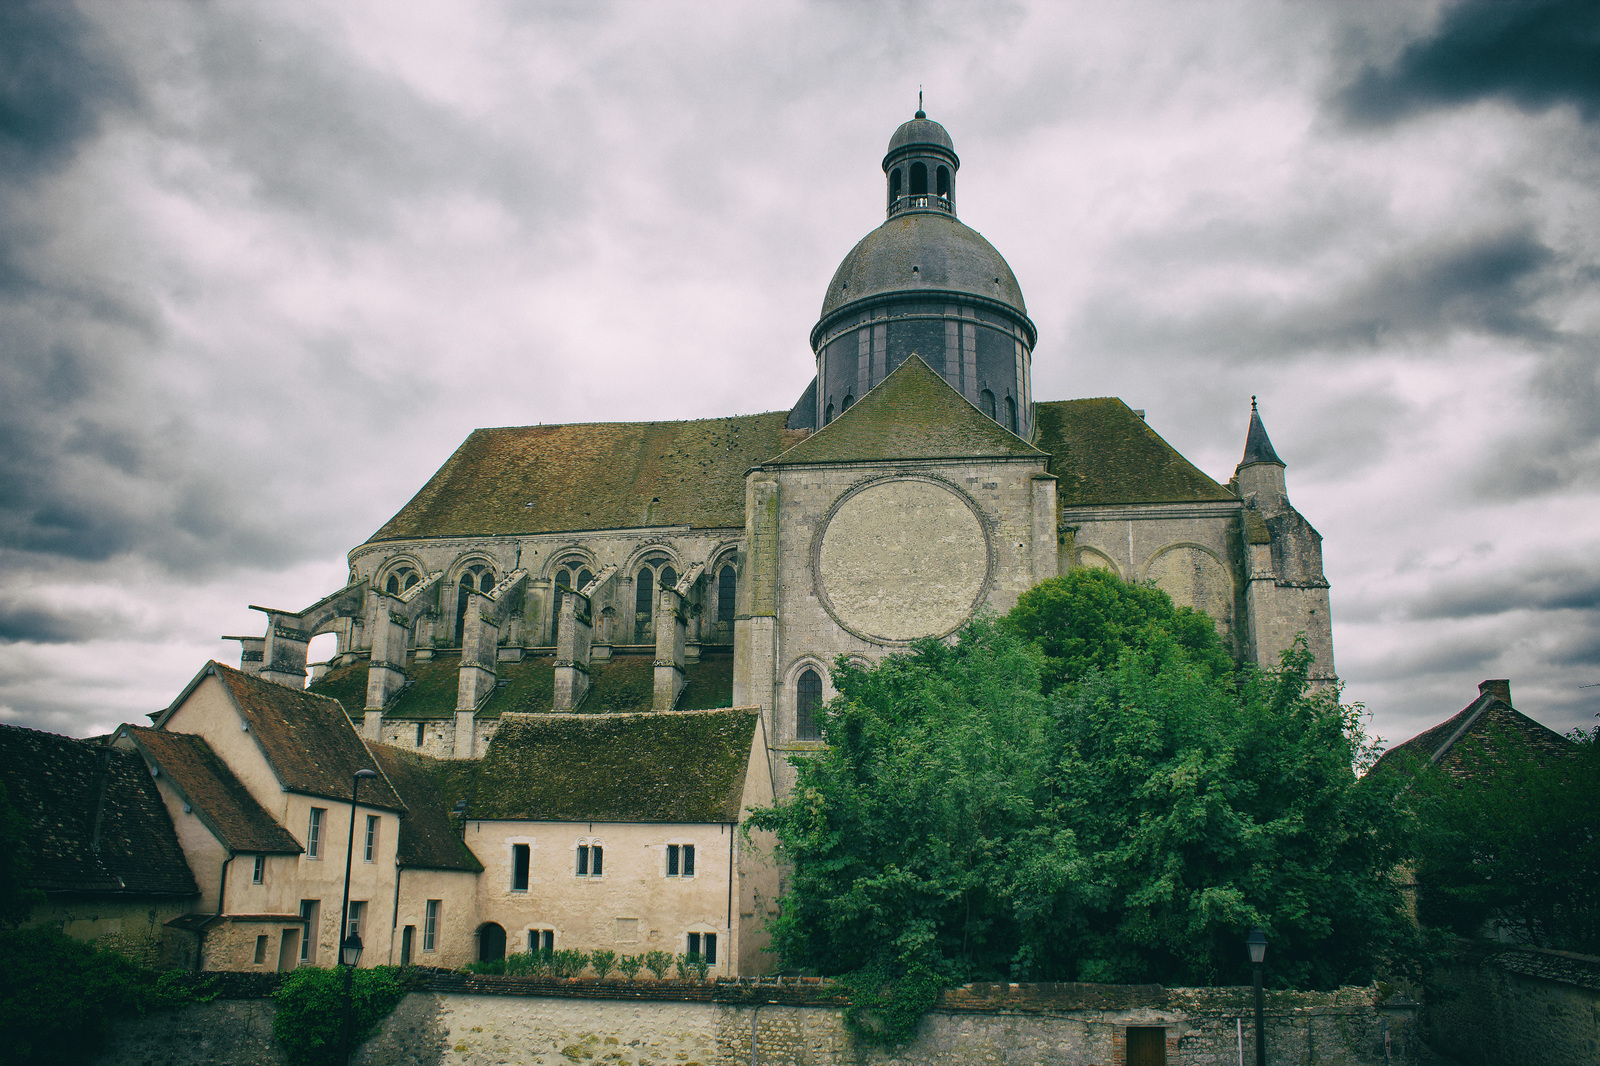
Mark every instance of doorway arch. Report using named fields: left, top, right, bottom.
left=476, top=922, right=506, bottom=962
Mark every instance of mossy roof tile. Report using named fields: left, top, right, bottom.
left=366, top=746, right=484, bottom=872
left=1035, top=398, right=1236, bottom=506
left=366, top=412, right=793, bottom=543
left=768, top=355, right=1043, bottom=466
left=469, top=708, right=759, bottom=823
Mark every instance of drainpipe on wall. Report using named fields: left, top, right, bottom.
left=726, top=823, right=735, bottom=973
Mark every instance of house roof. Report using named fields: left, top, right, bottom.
left=1036, top=398, right=1237, bottom=506
left=1369, top=681, right=1574, bottom=778
left=190, top=662, right=405, bottom=811
left=0, top=723, right=197, bottom=898
left=364, top=411, right=798, bottom=543
left=365, top=746, right=483, bottom=872
left=467, top=707, right=761, bottom=823
left=118, top=726, right=302, bottom=855
left=767, top=355, right=1045, bottom=467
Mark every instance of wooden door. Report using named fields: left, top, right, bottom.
left=1126, top=1027, right=1167, bottom=1066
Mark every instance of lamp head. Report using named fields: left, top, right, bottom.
left=1246, top=926, right=1267, bottom=965
left=341, top=932, right=364, bottom=967
left=354, top=768, right=378, bottom=780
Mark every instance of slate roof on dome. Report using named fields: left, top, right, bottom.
left=1036, top=398, right=1237, bottom=506
left=467, top=708, right=761, bottom=823
left=0, top=723, right=197, bottom=898
left=167, top=662, right=405, bottom=811
left=887, top=114, right=955, bottom=154
left=767, top=355, right=1044, bottom=466
left=366, top=412, right=797, bottom=543
left=119, top=726, right=302, bottom=855
left=819, top=213, right=1028, bottom=323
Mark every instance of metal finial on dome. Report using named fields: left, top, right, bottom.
left=1251, top=394, right=1258, bottom=411
left=916, top=87, right=924, bottom=119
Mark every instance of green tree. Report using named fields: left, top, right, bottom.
left=1402, top=725, right=1599, bottom=953
left=1005, top=569, right=1235, bottom=694
left=272, top=965, right=404, bottom=1066
left=0, top=926, right=166, bottom=1065
left=751, top=587, right=1408, bottom=1043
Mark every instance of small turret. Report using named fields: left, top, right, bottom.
left=1234, top=397, right=1287, bottom=515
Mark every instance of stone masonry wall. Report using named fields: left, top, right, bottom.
left=1421, top=944, right=1600, bottom=1066
left=96, top=981, right=1422, bottom=1066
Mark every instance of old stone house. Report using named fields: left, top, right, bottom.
left=220, top=110, right=1335, bottom=801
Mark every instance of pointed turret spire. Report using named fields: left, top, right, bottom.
left=1240, top=395, right=1284, bottom=467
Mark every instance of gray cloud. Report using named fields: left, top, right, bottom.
left=1335, top=0, right=1600, bottom=126
left=1409, top=557, right=1600, bottom=619
left=0, top=599, right=112, bottom=644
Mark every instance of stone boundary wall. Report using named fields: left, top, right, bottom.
left=98, top=977, right=1423, bottom=1066
left=1422, top=942, right=1600, bottom=1066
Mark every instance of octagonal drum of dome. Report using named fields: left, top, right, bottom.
left=813, top=477, right=992, bottom=644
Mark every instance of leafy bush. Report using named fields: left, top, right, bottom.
left=502, top=951, right=542, bottom=976
left=550, top=948, right=588, bottom=978
left=461, top=958, right=504, bottom=975
left=588, top=949, right=617, bottom=978
left=675, top=951, right=710, bottom=981
left=642, top=949, right=673, bottom=979
left=272, top=965, right=404, bottom=1066
left=617, top=953, right=644, bottom=979
left=0, top=926, right=197, bottom=1065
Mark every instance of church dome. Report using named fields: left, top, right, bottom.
left=886, top=114, right=956, bottom=158
left=818, top=212, right=1028, bottom=326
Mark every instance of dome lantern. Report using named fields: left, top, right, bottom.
left=883, top=110, right=959, bottom=219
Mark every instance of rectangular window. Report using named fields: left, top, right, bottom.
left=528, top=929, right=554, bottom=953
left=307, top=807, right=325, bottom=859
left=686, top=932, right=717, bottom=963
left=299, top=900, right=319, bottom=962
left=511, top=843, right=530, bottom=891
left=415, top=722, right=425, bottom=746
left=254, top=935, right=268, bottom=964
left=252, top=854, right=265, bottom=884
left=576, top=844, right=604, bottom=877
left=666, top=843, right=695, bottom=876
left=345, top=900, right=365, bottom=941
left=576, top=844, right=588, bottom=876
left=423, top=900, right=439, bottom=952
left=364, top=815, right=379, bottom=863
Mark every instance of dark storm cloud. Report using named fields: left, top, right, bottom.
left=1409, top=556, right=1600, bottom=620
left=1472, top=338, right=1600, bottom=498
left=0, top=2, right=133, bottom=179
left=1336, top=0, right=1600, bottom=126
left=1078, top=221, right=1558, bottom=361
left=0, top=599, right=114, bottom=644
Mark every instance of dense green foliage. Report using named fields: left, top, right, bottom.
left=0, top=781, right=41, bottom=928
left=1403, top=725, right=1600, bottom=954
left=272, top=965, right=404, bottom=1066
left=0, top=926, right=205, bottom=1065
left=1007, top=569, right=1235, bottom=693
left=751, top=575, right=1409, bottom=1044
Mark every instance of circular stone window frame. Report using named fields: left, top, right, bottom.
left=809, top=473, right=997, bottom=647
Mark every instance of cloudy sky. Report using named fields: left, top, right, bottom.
left=2, top=0, right=1597, bottom=749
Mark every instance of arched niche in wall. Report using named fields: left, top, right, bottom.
left=1073, top=547, right=1122, bottom=578
left=1142, top=542, right=1235, bottom=640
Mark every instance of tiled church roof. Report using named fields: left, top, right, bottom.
left=1036, top=398, right=1236, bottom=506
left=119, top=727, right=302, bottom=854
left=365, top=411, right=795, bottom=543
left=468, top=708, right=760, bottom=823
left=767, top=355, right=1044, bottom=466
left=0, top=723, right=197, bottom=897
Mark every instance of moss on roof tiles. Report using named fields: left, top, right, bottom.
left=1035, top=398, right=1236, bottom=506
left=383, top=656, right=463, bottom=720
left=122, top=727, right=302, bottom=855
left=307, top=660, right=367, bottom=717
left=469, top=708, right=759, bottom=822
left=479, top=656, right=556, bottom=718
left=769, top=355, right=1044, bottom=466
left=584, top=655, right=656, bottom=713
left=679, top=652, right=733, bottom=711
left=210, top=663, right=405, bottom=811
left=366, top=746, right=483, bottom=872
left=366, top=411, right=793, bottom=543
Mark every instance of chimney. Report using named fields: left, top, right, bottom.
left=1478, top=679, right=1512, bottom=704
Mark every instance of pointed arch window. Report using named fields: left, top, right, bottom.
left=842, top=394, right=854, bottom=412
left=1005, top=395, right=1018, bottom=433
left=384, top=567, right=420, bottom=596
left=551, top=563, right=593, bottom=644
left=980, top=389, right=996, bottom=419
left=455, top=565, right=496, bottom=644
left=796, top=669, right=822, bottom=741
left=824, top=402, right=834, bottom=424
left=633, top=568, right=654, bottom=644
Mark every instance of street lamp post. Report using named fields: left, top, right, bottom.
left=338, top=768, right=378, bottom=1065
left=1246, top=927, right=1267, bottom=1066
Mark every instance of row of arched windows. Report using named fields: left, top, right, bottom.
left=979, top=390, right=1020, bottom=433
left=887, top=162, right=952, bottom=209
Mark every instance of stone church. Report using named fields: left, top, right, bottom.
left=229, top=111, right=1334, bottom=796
